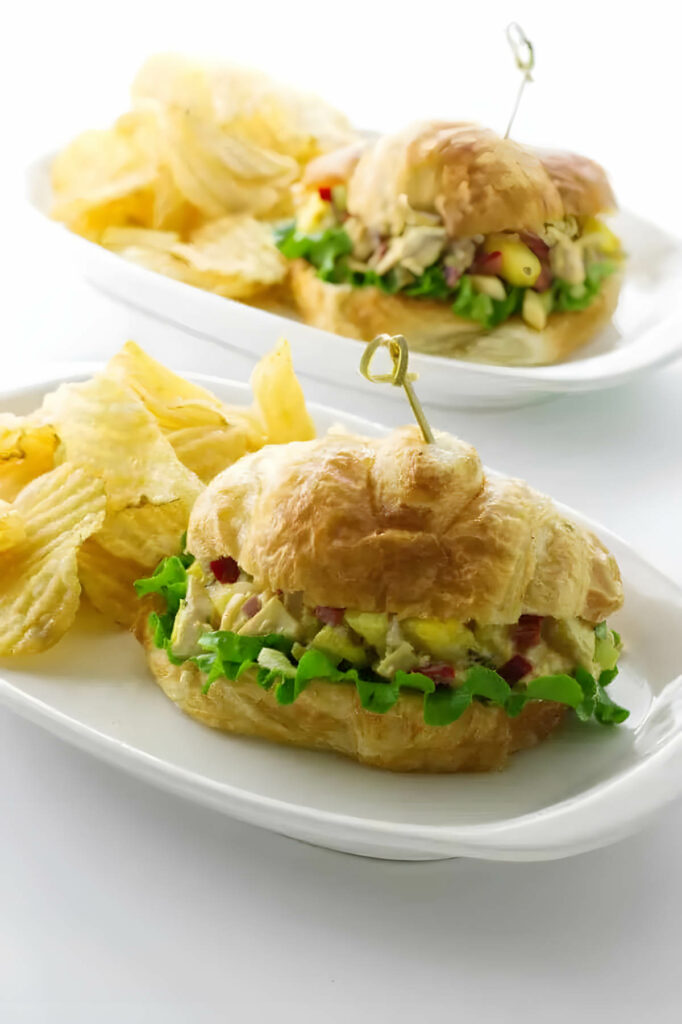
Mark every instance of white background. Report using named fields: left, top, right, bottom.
left=3, top=1, right=682, bottom=1020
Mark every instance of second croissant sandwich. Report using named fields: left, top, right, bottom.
left=276, top=122, right=623, bottom=366
left=135, top=426, right=628, bottom=772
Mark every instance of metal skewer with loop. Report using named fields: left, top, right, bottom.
left=359, top=334, right=435, bottom=445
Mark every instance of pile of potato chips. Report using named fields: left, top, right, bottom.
left=51, top=54, right=356, bottom=300
left=0, top=340, right=315, bottom=656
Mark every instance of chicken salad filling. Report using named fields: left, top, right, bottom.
left=275, top=186, right=623, bottom=331
left=135, top=550, right=628, bottom=727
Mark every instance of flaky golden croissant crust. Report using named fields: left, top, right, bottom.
left=140, top=621, right=567, bottom=772
left=346, top=121, right=616, bottom=238
left=288, top=260, right=621, bottom=366
left=187, top=426, right=623, bottom=625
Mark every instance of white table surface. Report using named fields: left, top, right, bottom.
left=4, top=2, right=682, bottom=1019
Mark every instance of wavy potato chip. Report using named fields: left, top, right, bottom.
left=171, top=215, right=287, bottom=298
left=101, top=227, right=180, bottom=252
left=39, top=374, right=202, bottom=511
left=0, top=415, right=58, bottom=502
left=105, top=340, right=228, bottom=430
left=132, top=54, right=215, bottom=121
left=0, top=465, right=106, bottom=655
left=132, top=54, right=355, bottom=163
left=52, top=54, right=357, bottom=291
left=104, top=341, right=264, bottom=482
left=251, top=339, right=316, bottom=444
left=96, top=499, right=190, bottom=567
left=0, top=500, right=25, bottom=552
left=149, top=164, right=196, bottom=232
left=163, top=423, right=260, bottom=484
left=158, top=107, right=296, bottom=219
left=78, top=538, right=147, bottom=628
left=51, top=111, right=161, bottom=238
left=0, top=340, right=316, bottom=644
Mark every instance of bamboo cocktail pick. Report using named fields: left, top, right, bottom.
left=504, top=23, right=535, bottom=139
left=359, top=334, right=435, bottom=445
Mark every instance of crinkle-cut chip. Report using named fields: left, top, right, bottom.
left=0, top=415, right=58, bottom=502
left=78, top=538, right=147, bottom=628
left=0, top=465, right=106, bottom=655
left=39, top=374, right=202, bottom=512
left=0, top=500, right=25, bottom=552
left=204, top=67, right=355, bottom=162
left=60, top=192, right=156, bottom=242
left=250, top=338, right=316, bottom=444
left=132, top=56, right=215, bottom=121
left=103, top=342, right=264, bottom=480
left=117, top=243, right=272, bottom=298
left=150, top=164, right=197, bottom=232
left=104, top=340, right=228, bottom=430
left=165, top=421, right=260, bottom=484
left=95, top=499, right=190, bottom=567
left=158, top=107, right=297, bottom=219
left=132, top=55, right=356, bottom=163
left=51, top=110, right=161, bottom=236
left=171, top=215, right=287, bottom=298
left=101, top=227, right=180, bottom=252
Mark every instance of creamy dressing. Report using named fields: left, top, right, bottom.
left=172, top=563, right=611, bottom=686
left=290, top=189, right=621, bottom=331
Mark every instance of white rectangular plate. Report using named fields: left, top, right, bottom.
left=2, top=372, right=682, bottom=861
left=26, top=154, right=682, bottom=409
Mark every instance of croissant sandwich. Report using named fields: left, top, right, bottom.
left=275, top=122, right=623, bottom=366
left=134, top=426, right=628, bottom=772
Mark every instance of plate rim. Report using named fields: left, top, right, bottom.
left=2, top=369, right=682, bottom=860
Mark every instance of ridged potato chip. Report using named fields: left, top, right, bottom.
left=51, top=54, right=356, bottom=293
left=104, top=341, right=264, bottom=482
left=96, top=499, right=190, bottom=567
left=0, top=415, right=58, bottom=502
left=78, top=538, right=147, bottom=628
left=39, top=374, right=202, bottom=511
left=0, top=340, right=316, bottom=645
left=51, top=111, right=161, bottom=239
left=158, top=107, right=297, bottom=219
left=251, top=339, right=316, bottom=444
left=149, top=164, right=196, bottom=232
left=132, top=54, right=355, bottom=164
left=171, top=215, right=287, bottom=298
left=0, top=465, right=106, bottom=655
left=101, top=227, right=180, bottom=252
left=105, top=340, right=229, bottom=429
left=0, top=500, right=25, bottom=552
left=163, top=423, right=262, bottom=484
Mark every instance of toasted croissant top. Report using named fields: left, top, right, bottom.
left=187, top=427, right=623, bottom=625
left=346, top=121, right=616, bottom=237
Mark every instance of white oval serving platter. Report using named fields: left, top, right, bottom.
left=1, top=372, right=682, bottom=861
left=25, top=154, right=682, bottom=410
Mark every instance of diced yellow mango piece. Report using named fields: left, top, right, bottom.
left=581, top=216, right=621, bottom=255
left=401, top=618, right=477, bottom=661
left=469, top=275, right=507, bottom=301
left=296, top=192, right=336, bottom=234
left=483, top=233, right=541, bottom=287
